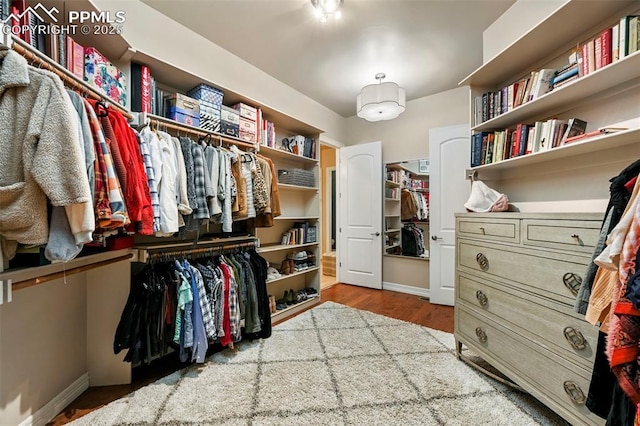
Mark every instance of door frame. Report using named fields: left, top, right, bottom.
left=324, top=166, right=336, bottom=253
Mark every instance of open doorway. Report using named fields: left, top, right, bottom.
left=320, top=144, right=338, bottom=289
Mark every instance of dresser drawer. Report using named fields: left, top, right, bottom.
left=458, top=273, right=597, bottom=370
left=457, top=217, right=520, bottom=243
left=456, top=306, right=603, bottom=426
left=457, top=239, right=589, bottom=306
left=521, top=219, right=601, bottom=255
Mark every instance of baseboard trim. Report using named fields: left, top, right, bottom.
left=19, top=373, right=89, bottom=426
left=382, top=281, right=430, bottom=298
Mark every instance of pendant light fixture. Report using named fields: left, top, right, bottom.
left=310, top=0, right=343, bottom=22
left=356, top=73, right=406, bottom=122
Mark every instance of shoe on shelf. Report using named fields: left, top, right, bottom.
left=276, top=298, right=288, bottom=310
left=286, top=288, right=296, bottom=305
left=268, top=295, right=276, bottom=314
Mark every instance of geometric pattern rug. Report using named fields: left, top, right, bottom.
left=69, top=301, right=569, bottom=425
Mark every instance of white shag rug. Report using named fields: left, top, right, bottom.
left=70, top=302, right=569, bottom=425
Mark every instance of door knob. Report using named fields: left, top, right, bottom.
left=371, top=232, right=380, bottom=236
left=431, top=235, right=443, bottom=241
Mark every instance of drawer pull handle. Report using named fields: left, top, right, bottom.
left=476, top=253, right=489, bottom=271
left=476, top=290, right=488, bottom=307
left=479, top=227, right=485, bottom=235
left=562, top=273, right=582, bottom=296
left=571, top=234, right=579, bottom=239
left=475, top=327, right=487, bottom=343
left=563, top=381, right=586, bottom=405
left=563, top=327, right=586, bottom=350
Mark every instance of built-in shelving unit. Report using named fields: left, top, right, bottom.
left=456, top=2, right=640, bottom=425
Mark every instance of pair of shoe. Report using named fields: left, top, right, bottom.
left=283, top=289, right=297, bottom=305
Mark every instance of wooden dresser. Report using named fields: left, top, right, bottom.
left=454, top=212, right=605, bottom=426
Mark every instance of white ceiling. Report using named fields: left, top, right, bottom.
left=141, top=0, right=515, bottom=118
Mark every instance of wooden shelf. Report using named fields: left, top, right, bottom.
left=459, top=0, right=636, bottom=87
left=471, top=51, right=640, bottom=132
left=258, top=242, right=318, bottom=253
left=472, top=127, right=640, bottom=172
left=276, top=216, right=320, bottom=221
left=271, top=296, right=321, bottom=321
left=385, top=254, right=430, bottom=261
left=385, top=180, right=401, bottom=188
left=278, top=184, right=319, bottom=192
left=258, top=145, right=318, bottom=164
left=385, top=229, right=401, bottom=233
left=266, top=266, right=320, bottom=284
left=9, top=36, right=131, bottom=119
left=385, top=197, right=400, bottom=201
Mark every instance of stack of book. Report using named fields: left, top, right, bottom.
left=281, top=222, right=317, bottom=245
left=470, top=118, right=588, bottom=167
left=474, top=68, right=555, bottom=124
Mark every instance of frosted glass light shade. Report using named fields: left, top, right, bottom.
left=357, top=81, right=406, bottom=122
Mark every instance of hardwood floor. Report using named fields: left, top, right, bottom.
left=48, top=283, right=453, bottom=425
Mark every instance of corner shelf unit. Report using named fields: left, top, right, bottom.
left=384, top=162, right=430, bottom=259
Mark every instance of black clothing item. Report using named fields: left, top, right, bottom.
left=247, top=249, right=272, bottom=339
left=606, top=382, right=636, bottom=426
left=587, top=331, right=620, bottom=419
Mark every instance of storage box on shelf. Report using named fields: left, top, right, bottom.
left=166, top=93, right=200, bottom=127
left=188, top=83, right=224, bottom=132
left=221, top=105, right=240, bottom=137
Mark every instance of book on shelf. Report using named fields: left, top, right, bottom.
left=470, top=132, right=483, bottom=167
left=620, top=15, right=640, bottom=58
left=131, top=63, right=153, bottom=113
left=551, top=65, right=579, bottom=87
left=560, top=118, right=588, bottom=145
left=630, top=16, right=640, bottom=55
left=65, top=37, right=84, bottom=79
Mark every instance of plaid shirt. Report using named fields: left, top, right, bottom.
left=222, top=259, right=241, bottom=341
left=85, top=106, right=111, bottom=227
left=191, top=142, right=210, bottom=220
left=189, top=264, right=217, bottom=341
left=83, top=100, right=129, bottom=228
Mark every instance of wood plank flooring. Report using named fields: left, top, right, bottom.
left=48, top=284, right=453, bottom=425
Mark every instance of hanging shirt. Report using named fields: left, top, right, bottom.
left=191, top=142, right=210, bottom=220
left=138, top=128, right=161, bottom=232
left=153, top=131, right=179, bottom=236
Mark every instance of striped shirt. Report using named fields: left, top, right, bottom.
left=138, top=128, right=160, bottom=232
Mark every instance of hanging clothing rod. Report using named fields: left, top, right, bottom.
left=133, top=237, right=258, bottom=263
left=147, top=113, right=257, bottom=150
left=9, top=37, right=133, bottom=120
left=12, top=253, right=134, bottom=292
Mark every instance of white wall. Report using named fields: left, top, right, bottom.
left=93, top=0, right=347, bottom=143
left=483, top=0, right=568, bottom=63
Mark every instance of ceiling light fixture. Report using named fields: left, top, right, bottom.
left=357, top=73, right=406, bottom=122
left=311, top=0, right=343, bottom=22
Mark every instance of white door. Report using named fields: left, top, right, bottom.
left=337, top=141, right=383, bottom=289
left=429, top=124, right=470, bottom=305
